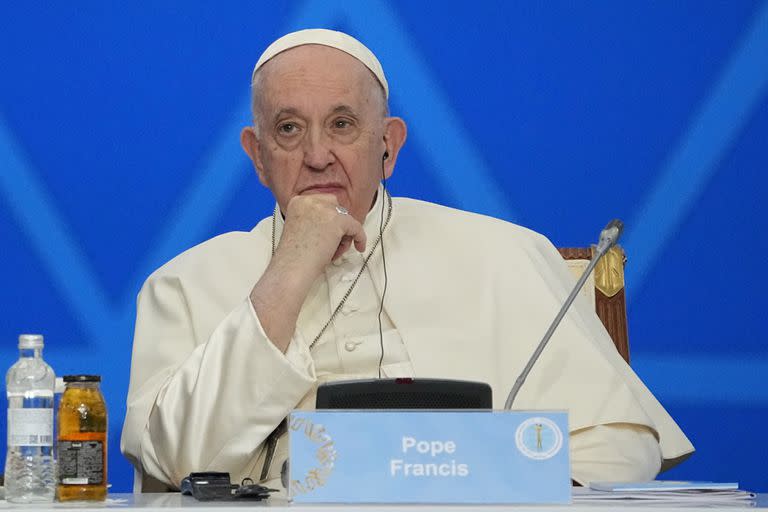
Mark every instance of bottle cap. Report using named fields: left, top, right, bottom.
left=63, top=375, right=101, bottom=383
left=18, top=334, right=44, bottom=349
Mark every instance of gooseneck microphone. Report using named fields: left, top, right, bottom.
left=504, top=219, right=624, bottom=409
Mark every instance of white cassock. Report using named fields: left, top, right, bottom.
left=121, top=187, right=694, bottom=492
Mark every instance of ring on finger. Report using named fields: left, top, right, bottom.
left=335, top=205, right=349, bottom=215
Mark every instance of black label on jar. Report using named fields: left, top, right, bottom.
left=58, top=440, right=104, bottom=485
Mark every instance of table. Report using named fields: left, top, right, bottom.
left=0, top=493, right=765, bottom=511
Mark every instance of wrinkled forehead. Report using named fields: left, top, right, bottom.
left=256, top=45, right=381, bottom=95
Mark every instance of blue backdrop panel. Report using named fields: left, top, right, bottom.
left=1, top=0, right=766, bottom=493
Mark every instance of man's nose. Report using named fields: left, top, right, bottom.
left=302, top=129, right=335, bottom=171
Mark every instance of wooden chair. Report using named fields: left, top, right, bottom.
left=558, top=246, right=630, bottom=363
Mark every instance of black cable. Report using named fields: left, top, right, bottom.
left=377, top=157, right=389, bottom=378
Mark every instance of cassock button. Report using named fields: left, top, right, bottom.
left=342, top=303, right=359, bottom=315
left=344, top=341, right=361, bottom=352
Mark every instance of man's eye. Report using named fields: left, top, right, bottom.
left=278, top=122, right=298, bottom=135
left=333, top=119, right=352, bottom=130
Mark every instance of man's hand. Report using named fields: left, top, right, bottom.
left=249, top=194, right=367, bottom=352
left=276, top=194, right=367, bottom=276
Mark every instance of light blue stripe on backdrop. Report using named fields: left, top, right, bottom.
left=125, top=99, right=253, bottom=313
left=0, top=116, right=115, bottom=343
left=623, top=1, right=768, bottom=296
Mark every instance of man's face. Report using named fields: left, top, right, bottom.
left=244, top=45, right=398, bottom=223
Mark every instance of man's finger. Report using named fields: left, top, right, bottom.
left=332, top=236, right=352, bottom=261
left=341, top=217, right=367, bottom=254
left=353, top=232, right=366, bottom=253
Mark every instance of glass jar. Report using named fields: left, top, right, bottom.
left=56, top=375, right=107, bottom=501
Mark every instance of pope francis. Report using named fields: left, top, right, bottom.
left=121, top=29, right=694, bottom=492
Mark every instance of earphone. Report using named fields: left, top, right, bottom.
left=377, top=148, right=389, bottom=378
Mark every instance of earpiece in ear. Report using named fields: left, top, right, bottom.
left=382, top=151, right=389, bottom=160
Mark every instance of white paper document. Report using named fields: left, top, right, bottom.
left=572, top=481, right=757, bottom=507
left=590, top=481, right=740, bottom=492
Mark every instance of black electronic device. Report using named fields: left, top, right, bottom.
left=315, top=378, right=492, bottom=410
left=180, top=472, right=277, bottom=501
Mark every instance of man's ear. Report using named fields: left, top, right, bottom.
left=382, top=117, right=407, bottom=179
left=240, top=126, right=269, bottom=187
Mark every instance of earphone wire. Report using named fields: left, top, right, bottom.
left=377, top=155, right=389, bottom=378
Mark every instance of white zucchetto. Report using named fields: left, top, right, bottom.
left=251, top=28, right=389, bottom=98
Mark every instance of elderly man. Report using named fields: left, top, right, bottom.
left=121, top=29, right=693, bottom=492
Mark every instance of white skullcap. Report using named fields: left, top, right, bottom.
left=252, top=28, right=389, bottom=99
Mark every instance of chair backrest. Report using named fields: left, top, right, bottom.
left=558, top=245, right=630, bottom=363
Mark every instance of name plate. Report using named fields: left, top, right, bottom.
left=288, top=410, right=570, bottom=504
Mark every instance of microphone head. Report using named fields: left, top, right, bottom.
left=604, top=218, right=624, bottom=237
left=597, top=219, right=624, bottom=252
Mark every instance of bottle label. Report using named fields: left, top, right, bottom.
left=58, top=440, right=104, bottom=485
left=7, top=408, right=53, bottom=446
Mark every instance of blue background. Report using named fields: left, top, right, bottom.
left=1, top=0, right=766, bottom=493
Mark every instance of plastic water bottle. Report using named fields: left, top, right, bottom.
left=5, top=334, right=56, bottom=503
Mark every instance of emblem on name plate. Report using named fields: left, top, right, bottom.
left=514, top=417, right=563, bottom=460
left=289, top=416, right=337, bottom=495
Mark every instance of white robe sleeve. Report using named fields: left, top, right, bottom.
left=120, top=274, right=315, bottom=488
left=571, top=423, right=662, bottom=485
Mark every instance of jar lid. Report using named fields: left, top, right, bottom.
left=63, top=375, right=101, bottom=382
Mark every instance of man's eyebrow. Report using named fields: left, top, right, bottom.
left=273, top=107, right=301, bottom=121
left=272, top=105, right=359, bottom=122
left=330, top=105, right=358, bottom=117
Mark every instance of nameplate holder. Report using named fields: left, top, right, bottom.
left=288, top=410, right=570, bottom=504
